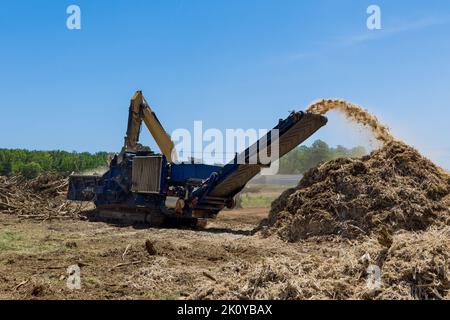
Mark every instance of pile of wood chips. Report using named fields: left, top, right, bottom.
left=0, top=174, right=88, bottom=220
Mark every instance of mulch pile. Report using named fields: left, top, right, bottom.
left=267, top=141, right=450, bottom=241
left=191, top=138, right=450, bottom=300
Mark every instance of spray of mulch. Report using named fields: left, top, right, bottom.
left=307, top=99, right=394, bottom=144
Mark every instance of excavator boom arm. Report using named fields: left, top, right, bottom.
left=123, top=91, right=175, bottom=162
left=124, top=91, right=144, bottom=151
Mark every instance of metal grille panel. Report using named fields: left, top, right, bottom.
left=131, top=156, right=162, bottom=193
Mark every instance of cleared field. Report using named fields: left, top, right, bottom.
left=0, top=208, right=268, bottom=299
left=1, top=203, right=449, bottom=300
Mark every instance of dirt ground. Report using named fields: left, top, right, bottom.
left=3, top=205, right=448, bottom=300
left=0, top=208, right=271, bottom=300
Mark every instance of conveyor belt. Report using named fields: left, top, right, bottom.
left=208, top=112, right=327, bottom=198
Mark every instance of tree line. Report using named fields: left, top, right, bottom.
left=0, top=140, right=366, bottom=179
left=279, top=140, right=367, bottom=175
left=0, top=149, right=110, bottom=179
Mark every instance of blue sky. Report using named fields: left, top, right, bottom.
left=1, top=0, right=449, bottom=168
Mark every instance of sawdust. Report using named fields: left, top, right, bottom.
left=126, top=256, right=177, bottom=290
left=378, top=227, right=450, bottom=300
left=307, top=99, right=394, bottom=144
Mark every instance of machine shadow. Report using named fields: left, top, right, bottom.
left=79, top=209, right=262, bottom=236
left=196, top=227, right=258, bottom=237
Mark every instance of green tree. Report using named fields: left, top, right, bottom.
left=0, top=149, right=111, bottom=178
left=278, top=140, right=367, bottom=175
left=350, top=146, right=367, bottom=158
left=19, top=162, right=42, bottom=179
left=308, top=140, right=331, bottom=168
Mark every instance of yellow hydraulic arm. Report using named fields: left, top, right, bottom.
left=123, top=91, right=176, bottom=162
